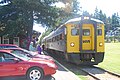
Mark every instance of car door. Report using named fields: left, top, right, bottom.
left=0, top=52, right=25, bottom=77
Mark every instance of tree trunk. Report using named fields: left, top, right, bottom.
left=27, top=10, right=34, bottom=41
left=25, top=10, right=34, bottom=50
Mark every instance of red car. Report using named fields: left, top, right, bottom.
left=0, top=44, right=19, bottom=49
left=0, top=44, right=54, bottom=62
left=0, top=49, right=57, bottom=80
left=3, top=48, right=55, bottom=62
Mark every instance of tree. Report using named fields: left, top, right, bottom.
left=82, top=11, right=91, bottom=17
left=94, top=7, right=99, bottom=19
left=105, top=16, right=112, bottom=33
left=93, top=8, right=108, bottom=34
left=70, top=0, right=80, bottom=17
left=0, top=0, right=81, bottom=39
left=39, top=0, right=81, bottom=43
left=112, top=13, right=120, bottom=30
left=57, top=0, right=80, bottom=24
left=99, top=10, right=106, bottom=22
left=0, top=0, right=61, bottom=39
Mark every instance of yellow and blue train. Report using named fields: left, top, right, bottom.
left=42, top=17, right=105, bottom=65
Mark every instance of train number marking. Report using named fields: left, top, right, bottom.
left=83, top=40, right=90, bottom=43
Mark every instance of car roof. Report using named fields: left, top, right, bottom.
left=0, top=49, right=13, bottom=53
left=2, top=48, right=22, bottom=50
left=0, top=44, right=18, bottom=47
left=0, top=44, right=19, bottom=50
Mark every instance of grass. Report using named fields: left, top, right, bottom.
left=54, top=43, right=120, bottom=80
left=98, top=43, right=120, bottom=74
left=76, top=43, right=120, bottom=80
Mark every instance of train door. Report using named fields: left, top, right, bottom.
left=81, top=24, right=94, bottom=51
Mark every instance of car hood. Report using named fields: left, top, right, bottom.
left=28, top=57, right=53, bottom=63
left=34, top=54, right=53, bottom=60
left=27, top=58, right=57, bottom=69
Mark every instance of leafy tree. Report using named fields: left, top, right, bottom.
left=0, top=0, right=81, bottom=39
left=57, top=0, right=80, bottom=24
left=39, top=0, right=81, bottom=43
left=0, top=0, right=61, bottom=39
left=70, top=0, right=80, bottom=17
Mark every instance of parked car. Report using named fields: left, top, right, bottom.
left=3, top=48, right=55, bottom=62
left=0, top=44, right=55, bottom=62
left=0, top=44, right=19, bottom=49
left=0, top=49, right=57, bottom=80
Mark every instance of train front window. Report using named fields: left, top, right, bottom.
left=83, top=29, right=90, bottom=36
left=71, top=28, right=79, bottom=36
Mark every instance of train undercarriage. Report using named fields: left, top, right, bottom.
left=46, top=49, right=104, bottom=65
left=66, top=53, right=104, bottom=65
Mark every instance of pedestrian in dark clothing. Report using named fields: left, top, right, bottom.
left=37, top=44, right=42, bottom=54
left=42, top=44, right=45, bottom=51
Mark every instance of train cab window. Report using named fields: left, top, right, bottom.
left=83, top=29, right=90, bottom=36
left=71, top=28, right=79, bottom=36
left=97, top=29, right=102, bottom=35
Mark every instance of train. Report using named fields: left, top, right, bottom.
left=42, top=16, right=105, bottom=65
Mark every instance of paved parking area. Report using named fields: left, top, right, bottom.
left=0, top=76, right=54, bottom=80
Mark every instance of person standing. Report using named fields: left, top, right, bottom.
left=37, top=44, right=42, bottom=54
left=29, top=42, right=36, bottom=51
left=42, top=44, right=45, bottom=51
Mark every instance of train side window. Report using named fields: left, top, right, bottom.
left=60, top=34, right=63, bottom=40
left=97, top=29, right=102, bottom=35
left=71, top=28, right=79, bottom=36
left=53, top=37, right=55, bottom=42
left=83, top=29, right=90, bottom=36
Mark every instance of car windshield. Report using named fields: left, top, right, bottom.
left=11, top=50, right=31, bottom=60
left=21, top=48, right=37, bottom=56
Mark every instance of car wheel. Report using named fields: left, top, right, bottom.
left=26, top=67, right=44, bottom=80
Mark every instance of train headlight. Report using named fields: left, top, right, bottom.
left=99, top=42, right=103, bottom=46
left=70, top=42, right=75, bottom=47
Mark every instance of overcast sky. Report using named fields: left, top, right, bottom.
left=80, top=0, right=120, bottom=16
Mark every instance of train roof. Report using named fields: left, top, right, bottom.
left=42, top=17, right=104, bottom=40
left=65, top=17, right=104, bottom=24
left=42, top=30, right=55, bottom=40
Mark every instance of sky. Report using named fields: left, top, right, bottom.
left=33, top=0, right=120, bottom=33
left=80, top=0, right=120, bottom=16
left=33, top=24, right=46, bottom=33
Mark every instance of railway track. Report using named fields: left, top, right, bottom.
left=81, top=66, right=120, bottom=80
left=44, top=51, right=120, bottom=80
